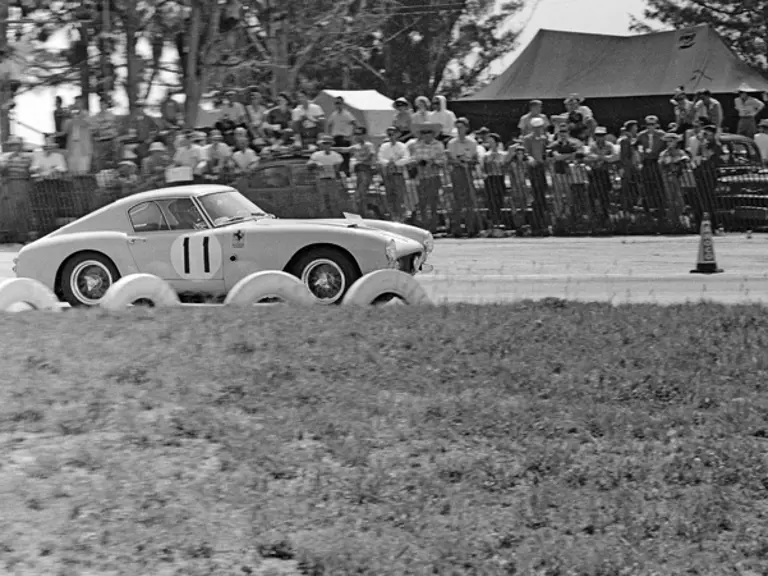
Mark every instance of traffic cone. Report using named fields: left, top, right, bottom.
left=690, top=213, right=723, bottom=274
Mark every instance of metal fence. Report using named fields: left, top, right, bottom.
left=1, top=158, right=766, bottom=243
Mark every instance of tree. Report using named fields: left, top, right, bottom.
left=632, top=0, right=768, bottom=73
left=351, top=0, right=523, bottom=100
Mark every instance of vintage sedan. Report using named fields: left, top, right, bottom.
left=714, top=134, right=768, bottom=228
left=13, top=184, right=434, bottom=306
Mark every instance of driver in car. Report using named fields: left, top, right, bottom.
left=168, top=199, right=207, bottom=230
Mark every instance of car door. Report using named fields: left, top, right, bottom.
left=126, top=198, right=226, bottom=297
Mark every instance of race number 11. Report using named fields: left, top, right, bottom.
left=171, top=234, right=223, bottom=280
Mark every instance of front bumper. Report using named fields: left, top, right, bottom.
left=396, top=252, right=433, bottom=275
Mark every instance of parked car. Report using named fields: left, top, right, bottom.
left=13, top=184, right=434, bottom=306
left=714, top=134, right=768, bottom=228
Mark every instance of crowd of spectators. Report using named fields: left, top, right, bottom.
left=2, top=84, right=768, bottom=238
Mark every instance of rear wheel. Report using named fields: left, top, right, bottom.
left=59, top=252, right=120, bottom=307
left=288, top=248, right=360, bottom=305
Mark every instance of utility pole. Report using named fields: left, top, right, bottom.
left=0, top=0, right=11, bottom=143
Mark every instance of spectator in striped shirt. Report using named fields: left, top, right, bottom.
left=482, top=132, right=507, bottom=230
left=408, top=122, right=446, bottom=232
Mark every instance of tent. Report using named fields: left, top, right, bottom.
left=452, top=25, right=768, bottom=139
left=315, top=89, right=395, bottom=143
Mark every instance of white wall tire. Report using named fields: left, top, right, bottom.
left=0, top=278, right=61, bottom=312
left=99, top=273, right=181, bottom=310
left=342, top=269, right=432, bottom=306
left=224, top=271, right=316, bottom=306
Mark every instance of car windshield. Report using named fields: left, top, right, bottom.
left=197, top=190, right=272, bottom=226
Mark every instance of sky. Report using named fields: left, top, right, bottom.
left=10, top=0, right=649, bottom=145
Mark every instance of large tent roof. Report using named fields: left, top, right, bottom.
left=463, top=25, right=768, bottom=101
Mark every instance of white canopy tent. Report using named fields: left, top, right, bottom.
left=315, top=89, right=395, bottom=143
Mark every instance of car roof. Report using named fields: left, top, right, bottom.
left=114, top=184, right=235, bottom=207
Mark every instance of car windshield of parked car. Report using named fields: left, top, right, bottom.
left=198, top=190, right=270, bottom=226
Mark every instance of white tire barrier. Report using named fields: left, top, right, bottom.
left=342, top=269, right=432, bottom=306
left=224, top=271, right=316, bottom=306
left=0, top=278, right=61, bottom=312
left=99, top=273, right=181, bottom=310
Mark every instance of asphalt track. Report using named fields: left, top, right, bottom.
left=1, top=234, right=767, bottom=306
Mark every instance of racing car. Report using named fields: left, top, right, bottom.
left=13, top=184, right=434, bottom=306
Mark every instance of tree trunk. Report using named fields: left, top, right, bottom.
left=78, top=25, right=90, bottom=111
left=184, top=0, right=221, bottom=128
left=124, top=0, right=138, bottom=113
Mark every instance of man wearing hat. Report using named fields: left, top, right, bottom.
left=693, top=90, right=722, bottom=131
left=636, top=115, right=667, bottom=217
left=326, top=95, right=357, bottom=175
left=549, top=123, right=582, bottom=221
left=201, top=129, right=233, bottom=179
left=518, top=99, right=549, bottom=137
left=391, top=97, right=413, bottom=142
left=522, top=117, right=551, bottom=232
left=586, top=127, right=619, bottom=223
left=292, top=89, right=325, bottom=147
left=563, top=94, right=596, bottom=143
left=121, top=99, right=158, bottom=163
left=378, top=126, right=411, bottom=220
left=446, top=117, right=481, bottom=235
left=670, top=87, right=695, bottom=134
left=755, top=119, right=768, bottom=163
left=30, top=134, right=67, bottom=179
left=407, top=122, right=446, bottom=233
left=689, top=124, right=722, bottom=230
left=617, top=120, right=641, bottom=210
left=734, top=83, right=764, bottom=138
left=658, top=132, right=689, bottom=224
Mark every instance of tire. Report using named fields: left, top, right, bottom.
left=342, top=269, right=433, bottom=306
left=59, top=251, right=121, bottom=307
left=224, top=271, right=315, bottom=306
left=0, top=278, right=61, bottom=312
left=99, top=273, right=180, bottom=310
left=288, top=247, right=360, bottom=305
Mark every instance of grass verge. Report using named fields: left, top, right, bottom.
left=2, top=302, right=768, bottom=575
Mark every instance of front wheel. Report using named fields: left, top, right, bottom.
left=59, top=252, right=120, bottom=307
left=289, top=248, right=360, bottom=305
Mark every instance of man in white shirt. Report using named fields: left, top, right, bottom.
left=755, top=119, right=768, bottom=164
left=232, top=127, right=259, bottom=173
left=30, top=135, right=68, bottom=178
left=734, top=85, right=765, bottom=138
left=293, top=90, right=325, bottom=146
left=446, top=117, right=480, bottom=235
left=518, top=99, right=549, bottom=137
left=308, top=133, right=345, bottom=212
left=326, top=96, right=357, bottom=175
left=171, top=130, right=202, bottom=183
left=378, top=126, right=411, bottom=220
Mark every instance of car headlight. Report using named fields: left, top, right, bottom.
left=424, top=232, right=434, bottom=254
left=385, top=239, right=397, bottom=266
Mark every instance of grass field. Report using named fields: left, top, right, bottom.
left=3, top=303, right=768, bottom=575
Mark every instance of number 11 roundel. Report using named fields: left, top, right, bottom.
left=170, top=234, right=223, bottom=280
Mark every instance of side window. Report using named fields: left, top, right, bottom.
left=158, top=198, right=208, bottom=231
left=733, top=141, right=760, bottom=164
left=253, top=166, right=291, bottom=189
left=128, top=201, right=169, bottom=232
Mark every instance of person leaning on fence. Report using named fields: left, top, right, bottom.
left=522, top=117, right=551, bottom=234
left=617, top=120, right=642, bottom=212
left=30, top=135, right=68, bottom=180
left=636, top=115, right=667, bottom=219
left=343, top=126, right=378, bottom=216
left=505, top=144, right=533, bottom=231
left=308, top=134, right=346, bottom=215
left=407, top=122, right=446, bottom=233
left=689, top=124, right=722, bottom=231
left=548, top=124, right=582, bottom=223
left=446, top=117, right=481, bottom=236
left=657, top=132, right=689, bottom=227
left=586, top=126, right=619, bottom=225
left=378, top=126, right=411, bottom=221
left=481, top=132, right=507, bottom=230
